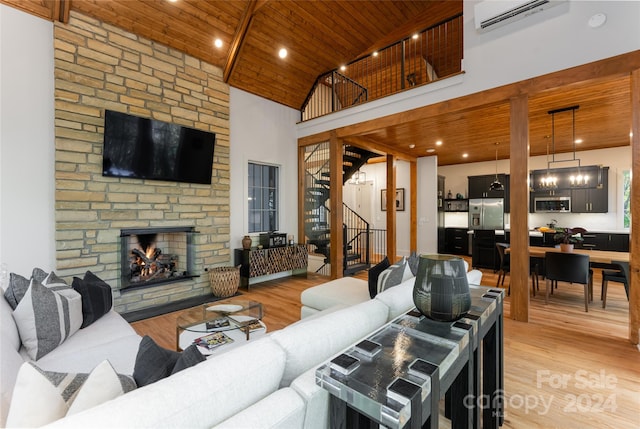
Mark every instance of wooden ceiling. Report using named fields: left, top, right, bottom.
left=3, top=0, right=633, bottom=166
left=352, top=73, right=632, bottom=166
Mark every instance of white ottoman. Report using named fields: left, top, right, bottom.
left=300, top=277, right=369, bottom=318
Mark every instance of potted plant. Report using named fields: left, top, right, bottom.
left=539, top=226, right=587, bottom=252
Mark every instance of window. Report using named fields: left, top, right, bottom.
left=248, top=163, right=279, bottom=233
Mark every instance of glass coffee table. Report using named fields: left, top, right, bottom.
left=176, top=299, right=266, bottom=355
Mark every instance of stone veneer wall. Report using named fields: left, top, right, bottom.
left=53, top=11, right=230, bottom=313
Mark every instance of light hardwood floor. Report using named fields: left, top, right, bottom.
left=132, top=263, right=639, bottom=429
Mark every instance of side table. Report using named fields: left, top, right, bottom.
left=316, top=285, right=504, bottom=429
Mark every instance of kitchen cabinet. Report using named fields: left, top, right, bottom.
left=445, top=228, right=469, bottom=255
left=468, top=174, right=506, bottom=199
left=571, top=167, right=608, bottom=213
left=471, top=230, right=499, bottom=270
left=529, top=166, right=608, bottom=213
left=576, top=232, right=629, bottom=252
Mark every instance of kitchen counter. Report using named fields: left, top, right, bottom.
left=467, top=229, right=629, bottom=236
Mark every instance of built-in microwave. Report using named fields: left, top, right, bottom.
left=534, top=196, right=571, bottom=213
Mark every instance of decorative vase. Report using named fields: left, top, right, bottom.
left=412, top=254, right=471, bottom=322
left=242, top=235, right=252, bottom=250
left=559, top=243, right=574, bottom=252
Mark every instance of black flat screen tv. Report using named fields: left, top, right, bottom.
left=102, top=110, right=215, bottom=184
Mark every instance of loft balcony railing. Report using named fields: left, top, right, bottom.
left=300, top=13, right=463, bottom=122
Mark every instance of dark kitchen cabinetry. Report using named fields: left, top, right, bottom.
left=471, top=230, right=498, bottom=270
left=468, top=174, right=506, bottom=199
left=468, top=174, right=509, bottom=212
left=571, top=167, right=608, bottom=213
left=576, top=232, right=629, bottom=252
left=529, top=166, right=608, bottom=213
left=445, top=228, right=469, bottom=255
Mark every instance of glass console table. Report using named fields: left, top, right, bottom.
left=316, top=285, right=504, bottom=429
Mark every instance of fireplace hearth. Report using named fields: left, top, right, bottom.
left=120, top=227, right=197, bottom=291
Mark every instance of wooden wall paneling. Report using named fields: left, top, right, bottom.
left=386, top=154, right=397, bottom=262
left=630, top=68, right=639, bottom=345
left=410, top=160, right=417, bottom=253
left=509, top=95, right=530, bottom=322
left=329, top=132, right=344, bottom=279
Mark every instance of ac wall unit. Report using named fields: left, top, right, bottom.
left=474, top=0, right=566, bottom=32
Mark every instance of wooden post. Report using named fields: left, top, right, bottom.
left=630, top=69, right=639, bottom=344
left=329, top=132, right=344, bottom=279
left=297, top=144, right=306, bottom=253
left=386, top=154, right=397, bottom=262
left=410, top=160, right=418, bottom=253
left=509, top=95, right=530, bottom=322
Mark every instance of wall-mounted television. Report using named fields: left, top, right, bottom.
left=102, top=110, right=215, bottom=184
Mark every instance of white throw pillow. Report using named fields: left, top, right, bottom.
left=6, top=360, right=136, bottom=427
left=12, top=278, right=83, bottom=360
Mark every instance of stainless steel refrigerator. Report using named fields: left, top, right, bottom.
left=468, top=198, right=504, bottom=230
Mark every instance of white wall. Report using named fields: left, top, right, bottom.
left=438, top=146, right=631, bottom=231
left=0, top=5, right=55, bottom=277
left=297, top=0, right=640, bottom=138
left=229, top=88, right=300, bottom=254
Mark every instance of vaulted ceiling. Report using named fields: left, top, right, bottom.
left=2, top=0, right=635, bottom=166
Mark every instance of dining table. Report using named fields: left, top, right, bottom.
left=506, top=246, right=629, bottom=266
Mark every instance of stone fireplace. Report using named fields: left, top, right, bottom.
left=120, top=227, right=198, bottom=291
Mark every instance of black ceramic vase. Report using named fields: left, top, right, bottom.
left=412, top=254, right=471, bottom=322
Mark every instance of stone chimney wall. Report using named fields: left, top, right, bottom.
left=53, top=11, right=230, bottom=313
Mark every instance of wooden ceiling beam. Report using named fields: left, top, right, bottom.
left=342, top=136, right=417, bottom=163
left=224, top=0, right=258, bottom=83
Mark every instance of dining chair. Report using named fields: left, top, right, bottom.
left=544, top=252, right=592, bottom=312
left=500, top=243, right=540, bottom=296
left=601, top=261, right=630, bottom=308
left=496, top=243, right=510, bottom=287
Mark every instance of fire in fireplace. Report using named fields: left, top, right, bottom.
left=120, top=227, right=197, bottom=290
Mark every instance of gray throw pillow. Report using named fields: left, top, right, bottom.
left=377, top=257, right=411, bottom=294
left=133, top=335, right=204, bottom=387
left=4, top=272, right=30, bottom=309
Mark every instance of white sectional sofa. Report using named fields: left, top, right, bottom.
left=2, top=262, right=482, bottom=428
left=1, top=293, right=142, bottom=427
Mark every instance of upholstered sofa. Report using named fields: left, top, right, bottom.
left=1, top=290, right=142, bottom=427
left=2, top=259, right=482, bottom=428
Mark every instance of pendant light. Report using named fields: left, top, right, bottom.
left=489, top=142, right=504, bottom=191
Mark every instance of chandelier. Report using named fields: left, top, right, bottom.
left=541, top=105, right=585, bottom=189
left=348, top=170, right=366, bottom=185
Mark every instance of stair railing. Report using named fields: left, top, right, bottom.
left=342, top=203, right=370, bottom=274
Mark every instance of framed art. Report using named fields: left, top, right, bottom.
left=381, top=188, right=405, bottom=211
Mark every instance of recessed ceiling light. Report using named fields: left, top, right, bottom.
left=372, top=51, right=378, bottom=57
left=278, top=48, right=287, bottom=59
left=435, top=140, right=443, bottom=146
left=340, top=65, right=346, bottom=71
left=412, top=33, right=419, bottom=39
left=575, top=138, right=583, bottom=144
left=426, top=148, right=435, bottom=153
left=409, top=144, right=415, bottom=149
left=214, top=38, right=223, bottom=48
left=462, top=153, right=468, bottom=158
